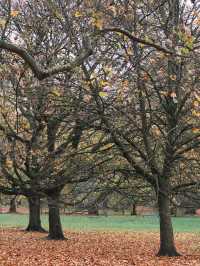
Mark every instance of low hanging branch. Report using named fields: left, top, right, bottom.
left=0, top=39, right=93, bottom=80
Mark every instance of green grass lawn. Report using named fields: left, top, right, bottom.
left=0, top=214, right=200, bottom=232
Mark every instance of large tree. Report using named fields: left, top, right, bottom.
left=78, top=0, right=200, bottom=256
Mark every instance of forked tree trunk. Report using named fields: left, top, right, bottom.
left=26, top=196, right=46, bottom=232
left=157, top=180, right=180, bottom=256
left=47, top=191, right=65, bottom=240
left=9, top=196, right=17, bottom=213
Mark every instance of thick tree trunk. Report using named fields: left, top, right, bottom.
left=47, top=191, right=65, bottom=240
left=157, top=180, right=180, bottom=256
left=9, top=196, right=17, bottom=213
left=26, top=196, right=46, bottom=232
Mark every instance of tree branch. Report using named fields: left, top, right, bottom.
left=0, top=40, right=93, bottom=80
left=100, top=27, right=179, bottom=55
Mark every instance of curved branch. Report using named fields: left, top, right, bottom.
left=100, top=27, right=179, bottom=55
left=0, top=40, right=93, bottom=80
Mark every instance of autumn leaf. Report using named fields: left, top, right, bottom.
left=170, top=92, right=177, bottom=98
left=99, top=91, right=108, bottom=97
left=99, top=80, right=109, bottom=87
left=0, top=19, right=6, bottom=28
left=139, top=43, right=145, bottom=48
left=5, top=159, right=12, bottom=169
left=74, top=11, right=83, bottom=18
left=180, top=47, right=190, bottom=55
left=51, top=88, right=61, bottom=97
left=194, top=92, right=200, bottom=102
left=142, top=73, right=149, bottom=81
left=103, top=66, right=112, bottom=73
left=169, top=75, right=177, bottom=81
left=151, top=125, right=161, bottom=137
left=122, top=80, right=129, bottom=87
left=1, top=229, right=199, bottom=266
left=83, top=94, right=92, bottom=103
left=192, top=128, right=200, bottom=134
left=91, top=12, right=104, bottom=29
left=192, top=110, right=200, bottom=117
left=92, top=18, right=103, bottom=29
left=11, top=10, right=19, bottom=17
left=108, top=5, right=117, bottom=17
left=194, top=17, right=200, bottom=25
left=193, top=100, right=199, bottom=107
left=21, top=121, right=30, bottom=130
left=126, top=47, right=133, bottom=55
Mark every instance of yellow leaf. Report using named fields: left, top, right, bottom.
left=51, top=88, right=61, bottom=97
left=21, top=121, right=30, bottom=130
left=11, top=10, right=19, bottom=17
left=127, top=47, right=133, bottom=55
left=99, top=80, right=109, bottom=87
left=99, top=91, right=108, bottom=97
left=180, top=47, right=190, bottom=55
left=116, top=32, right=123, bottom=37
left=193, top=100, right=199, bottom=107
left=103, top=66, right=112, bottom=74
left=139, top=43, right=145, bottom=48
left=157, top=53, right=166, bottom=60
left=74, top=11, right=82, bottom=18
left=5, top=159, right=12, bottom=169
left=91, top=18, right=103, bottom=29
left=192, top=110, right=200, bottom=117
left=160, top=91, right=168, bottom=96
left=0, top=19, right=6, bottom=28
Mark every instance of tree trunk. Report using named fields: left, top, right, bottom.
left=9, top=196, right=17, bottom=213
left=131, top=204, right=137, bottom=216
left=88, top=205, right=99, bottom=215
left=26, top=196, right=46, bottom=232
left=157, top=180, right=180, bottom=256
left=47, top=191, right=65, bottom=240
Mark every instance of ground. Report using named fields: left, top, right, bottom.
left=1, top=215, right=200, bottom=265
left=0, top=229, right=200, bottom=265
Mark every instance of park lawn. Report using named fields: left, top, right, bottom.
left=0, top=214, right=200, bottom=233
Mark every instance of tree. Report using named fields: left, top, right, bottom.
left=9, top=195, right=17, bottom=213
left=78, top=0, right=200, bottom=256
left=0, top=0, right=199, bottom=257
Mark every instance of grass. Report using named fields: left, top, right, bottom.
left=0, top=213, right=200, bottom=232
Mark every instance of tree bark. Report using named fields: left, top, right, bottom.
left=157, top=180, right=180, bottom=256
left=26, top=196, right=46, bottom=232
left=131, top=204, right=137, bottom=216
left=47, top=191, right=65, bottom=240
left=88, top=205, right=99, bottom=215
left=9, top=196, right=17, bottom=213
